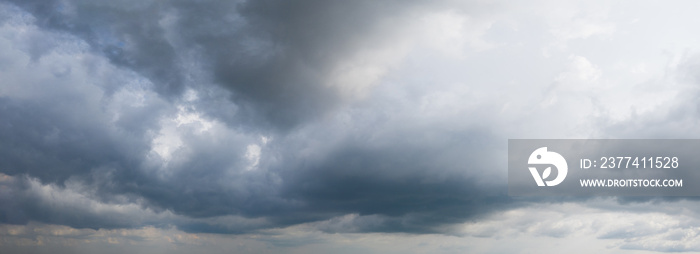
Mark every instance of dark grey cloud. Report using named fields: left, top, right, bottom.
left=0, top=0, right=519, bottom=235
left=4, top=1, right=700, bottom=249
left=5, top=0, right=700, bottom=253
left=272, top=130, right=511, bottom=231
left=5, top=0, right=439, bottom=129
left=0, top=97, right=148, bottom=184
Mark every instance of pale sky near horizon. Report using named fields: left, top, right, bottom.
left=2, top=0, right=700, bottom=253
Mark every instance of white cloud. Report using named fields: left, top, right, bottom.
left=455, top=199, right=700, bottom=253
left=245, top=144, right=261, bottom=171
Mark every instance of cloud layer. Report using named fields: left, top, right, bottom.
left=3, top=0, right=700, bottom=253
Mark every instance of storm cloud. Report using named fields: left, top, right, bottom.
left=0, top=0, right=515, bottom=234
left=2, top=0, right=700, bottom=253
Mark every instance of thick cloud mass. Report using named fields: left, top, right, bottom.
left=3, top=0, right=700, bottom=252
left=6, top=0, right=435, bottom=129
left=0, top=0, right=513, bottom=234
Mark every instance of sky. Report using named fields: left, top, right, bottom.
left=1, top=0, right=700, bottom=253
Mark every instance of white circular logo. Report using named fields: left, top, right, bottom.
left=528, top=147, right=568, bottom=186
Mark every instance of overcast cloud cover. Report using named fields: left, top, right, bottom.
left=2, top=0, right=700, bottom=253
